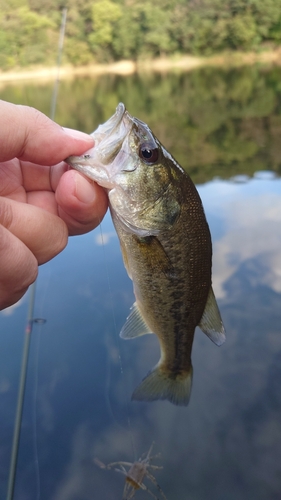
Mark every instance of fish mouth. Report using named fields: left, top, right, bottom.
left=93, top=102, right=126, bottom=146
left=66, top=103, right=133, bottom=188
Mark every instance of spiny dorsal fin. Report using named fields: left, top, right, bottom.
left=199, top=287, right=226, bottom=346
left=120, top=302, right=153, bottom=339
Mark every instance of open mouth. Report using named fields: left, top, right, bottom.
left=92, top=103, right=126, bottom=146
left=65, top=103, right=133, bottom=188
left=67, top=103, right=131, bottom=168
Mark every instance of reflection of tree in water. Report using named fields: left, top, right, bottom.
left=2, top=66, right=281, bottom=183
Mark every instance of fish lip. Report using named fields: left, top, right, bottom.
left=93, top=102, right=126, bottom=144
left=66, top=103, right=128, bottom=165
left=65, top=103, right=132, bottom=188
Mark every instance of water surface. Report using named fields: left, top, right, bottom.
left=0, top=67, right=281, bottom=500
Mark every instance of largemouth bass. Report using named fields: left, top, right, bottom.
left=66, top=103, right=225, bottom=406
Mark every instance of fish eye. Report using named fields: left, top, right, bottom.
left=139, top=143, right=159, bottom=164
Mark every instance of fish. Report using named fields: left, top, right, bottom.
left=66, top=103, right=225, bottom=406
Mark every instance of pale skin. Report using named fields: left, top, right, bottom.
left=0, top=100, right=108, bottom=310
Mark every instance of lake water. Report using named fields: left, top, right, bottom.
left=1, top=66, right=281, bottom=500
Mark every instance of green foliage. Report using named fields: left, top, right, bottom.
left=1, top=0, right=281, bottom=69
left=64, top=39, right=93, bottom=66
left=0, top=3, right=55, bottom=68
left=88, top=0, right=122, bottom=60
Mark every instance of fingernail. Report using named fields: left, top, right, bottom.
left=63, top=127, right=94, bottom=144
left=75, top=172, right=97, bottom=204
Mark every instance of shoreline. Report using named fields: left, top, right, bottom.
left=0, top=50, right=281, bottom=84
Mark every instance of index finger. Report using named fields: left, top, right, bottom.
left=0, top=100, right=94, bottom=165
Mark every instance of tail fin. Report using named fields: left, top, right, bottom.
left=131, top=365, right=193, bottom=406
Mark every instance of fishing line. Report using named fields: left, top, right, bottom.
left=98, top=221, right=137, bottom=462
left=6, top=10, right=67, bottom=500
left=50, top=8, right=67, bottom=121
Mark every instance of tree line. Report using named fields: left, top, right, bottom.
left=1, top=0, right=281, bottom=70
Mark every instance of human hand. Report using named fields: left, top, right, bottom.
left=0, top=100, right=108, bottom=310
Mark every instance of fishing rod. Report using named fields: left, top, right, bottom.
left=6, top=8, right=67, bottom=500
left=50, top=7, right=67, bottom=121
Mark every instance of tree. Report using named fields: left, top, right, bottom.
left=88, top=0, right=122, bottom=60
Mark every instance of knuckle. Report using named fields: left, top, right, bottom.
left=0, top=199, right=14, bottom=231
left=18, top=106, right=52, bottom=158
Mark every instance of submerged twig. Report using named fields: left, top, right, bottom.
left=94, top=443, right=167, bottom=500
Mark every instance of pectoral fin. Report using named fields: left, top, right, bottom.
left=199, top=287, right=226, bottom=346
left=134, top=235, right=174, bottom=278
left=120, top=302, right=153, bottom=339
